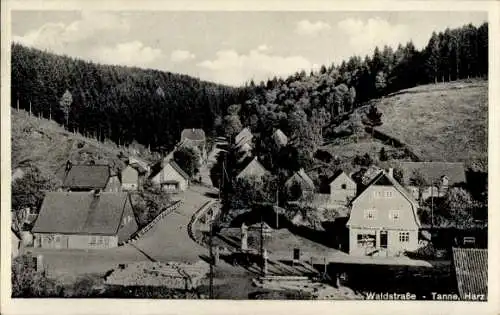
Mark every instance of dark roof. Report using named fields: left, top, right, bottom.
left=181, top=129, right=206, bottom=142
left=285, top=169, right=314, bottom=190
left=32, top=192, right=130, bottom=235
left=452, top=248, right=488, bottom=298
left=389, top=162, right=466, bottom=185
left=63, top=165, right=110, bottom=189
left=149, top=160, right=190, bottom=180
left=169, top=161, right=190, bottom=180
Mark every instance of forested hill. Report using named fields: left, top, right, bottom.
left=11, top=22, right=487, bottom=156
left=221, top=22, right=488, bottom=171
left=11, top=43, right=252, bottom=152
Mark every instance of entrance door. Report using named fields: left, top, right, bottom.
left=380, top=231, right=388, bottom=249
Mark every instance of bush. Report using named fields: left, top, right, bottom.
left=12, top=254, right=63, bottom=298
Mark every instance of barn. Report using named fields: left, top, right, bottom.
left=32, top=191, right=138, bottom=249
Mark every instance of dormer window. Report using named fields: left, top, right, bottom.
left=364, top=209, right=377, bottom=220
left=390, top=210, right=400, bottom=220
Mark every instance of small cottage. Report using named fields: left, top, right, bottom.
left=180, top=128, right=207, bottom=162
left=32, top=191, right=138, bottom=249
left=346, top=170, right=420, bottom=257
left=328, top=170, right=357, bottom=205
left=62, top=164, right=121, bottom=192
left=235, top=127, right=253, bottom=147
left=272, top=129, right=288, bottom=147
left=121, top=158, right=149, bottom=191
left=150, top=160, right=190, bottom=192
left=285, top=169, right=315, bottom=201
left=235, top=157, right=268, bottom=181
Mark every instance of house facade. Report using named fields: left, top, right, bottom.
left=121, top=165, right=140, bottom=191
left=150, top=160, right=189, bottom=192
left=272, top=129, right=288, bottom=147
left=235, top=127, right=253, bottom=147
left=285, top=169, right=315, bottom=201
left=180, top=128, right=207, bottom=162
left=32, top=191, right=138, bottom=249
left=329, top=170, right=357, bottom=205
left=235, top=157, right=268, bottom=181
left=346, top=171, right=420, bottom=257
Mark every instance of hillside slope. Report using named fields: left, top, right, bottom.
left=376, top=79, right=487, bottom=162
left=321, top=79, right=487, bottom=166
left=11, top=109, right=155, bottom=180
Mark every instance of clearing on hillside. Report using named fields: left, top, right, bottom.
left=375, top=79, right=487, bottom=163
left=11, top=109, right=157, bottom=179
left=322, top=79, right=487, bottom=166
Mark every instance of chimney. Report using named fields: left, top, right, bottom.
left=241, top=223, right=248, bottom=251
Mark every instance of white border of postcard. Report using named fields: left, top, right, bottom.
left=1, top=1, right=499, bottom=315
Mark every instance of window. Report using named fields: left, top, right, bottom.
left=90, top=236, right=97, bottom=246
left=104, top=237, right=110, bottom=247
left=364, top=209, right=377, bottom=220
left=399, top=232, right=410, bottom=242
left=463, top=237, right=476, bottom=246
left=374, top=191, right=382, bottom=198
left=98, top=236, right=104, bottom=245
left=390, top=210, right=400, bottom=220
left=384, top=191, right=393, bottom=198
left=357, top=234, right=376, bottom=248
left=341, top=184, right=347, bottom=190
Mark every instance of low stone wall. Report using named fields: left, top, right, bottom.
left=187, top=200, right=219, bottom=246
left=129, top=200, right=183, bottom=242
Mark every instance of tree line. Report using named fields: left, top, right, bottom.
left=11, top=22, right=487, bottom=156
left=11, top=43, right=253, bottom=153
left=215, top=22, right=487, bottom=171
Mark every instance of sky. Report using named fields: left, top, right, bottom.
left=11, top=11, right=487, bottom=86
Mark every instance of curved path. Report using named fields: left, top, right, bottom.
left=131, top=185, right=217, bottom=263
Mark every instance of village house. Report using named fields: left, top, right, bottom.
left=346, top=169, right=420, bottom=257
left=121, top=158, right=149, bottom=191
left=390, top=162, right=466, bottom=201
left=272, top=128, right=288, bottom=147
left=234, top=127, right=253, bottom=150
left=328, top=170, right=357, bottom=205
left=235, top=157, right=269, bottom=181
left=285, top=169, right=315, bottom=201
left=180, top=128, right=207, bottom=162
left=32, top=191, right=138, bottom=249
left=62, top=163, right=121, bottom=192
left=149, top=160, right=190, bottom=192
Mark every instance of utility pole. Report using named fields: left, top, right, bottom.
left=29, top=100, right=32, bottom=116
left=49, top=104, right=52, bottom=120
left=17, top=98, right=19, bottom=112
